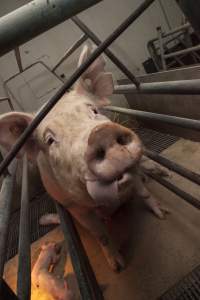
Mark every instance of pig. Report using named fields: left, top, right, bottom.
left=32, top=242, right=74, bottom=300
left=0, top=45, right=168, bottom=271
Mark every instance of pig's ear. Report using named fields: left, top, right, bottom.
left=74, top=45, right=114, bottom=102
left=0, top=112, right=39, bottom=160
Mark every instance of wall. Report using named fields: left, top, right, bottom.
left=0, top=0, right=183, bottom=113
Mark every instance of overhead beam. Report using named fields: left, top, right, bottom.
left=0, top=0, right=102, bottom=57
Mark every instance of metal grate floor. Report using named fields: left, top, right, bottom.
left=160, top=265, right=200, bottom=300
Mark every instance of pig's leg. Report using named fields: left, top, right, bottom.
left=134, top=175, right=170, bottom=219
left=68, top=205, right=125, bottom=272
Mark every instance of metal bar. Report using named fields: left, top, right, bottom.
left=0, top=0, right=156, bottom=176
left=148, top=172, right=200, bottom=209
left=0, top=0, right=102, bottom=57
left=0, top=160, right=17, bottom=287
left=145, top=149, right=200, bottom=186
left=72, top=16, right=140, bottom=88
left=1, top=279, right=19, bottom=300
left=14, top=47, right=23, bottom=73
left=165, top=43, right=200, bottom=58
left=17, top=155, right=31, bottom=300
left=0, top=97, right=14, bottom=111
left=114, top=79, right=200, bottom=95
left=157, top=26, right=167, bottom=70
left=150, top=22, right=190, bottom=44
left=158, top=0, right=171, bottom=30
left=104, top=106, right=200, bottom=131
left=56, top=203, right=104, bottom=300
left=52, top=34, right=88, bottom=72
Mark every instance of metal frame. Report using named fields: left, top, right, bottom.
left=1, top=0, right=200, bottom=299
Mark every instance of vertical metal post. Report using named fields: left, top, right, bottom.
left=56, top=203, right=104, bottom=300
left=14, top=47, right=23, bottom=73
left=17, top=155, right=31, bottom=300
left=0, top=160, right=17, bottom=288
left=157, top=26, right=167, bottom=70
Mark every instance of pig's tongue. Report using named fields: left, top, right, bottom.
left=86, top=179, right=120, bottom=207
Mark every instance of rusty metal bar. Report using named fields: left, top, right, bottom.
left=56, top=203, right=104, bottom=300
left=72, top=16, right=140, bottom=88
left=114, top=79, right=200, bottom=95
left=17, top=155, right=31, bottom=300
left=0, top=160, right=17, bottom=288
left=105, top=106, right=200, bottom=131
left=145, top=150, right=200, bottom=186
left=0, top=0, right=156, bottom=176
left=52, top=34, right=88, bottom=72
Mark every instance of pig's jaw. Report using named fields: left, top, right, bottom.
left=85, top=168, right=135, bottom=210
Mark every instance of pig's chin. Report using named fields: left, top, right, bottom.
left=85, top=171, right=133, bottom=208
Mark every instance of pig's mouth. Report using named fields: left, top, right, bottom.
left=85, top=169, right=134, bottom=208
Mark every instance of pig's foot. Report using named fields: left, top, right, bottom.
left=144, top=195, right=170, bottom=219
left=39, top=213, right=60, bottom=225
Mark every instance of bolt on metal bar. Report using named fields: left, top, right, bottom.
left=0, top=0, right=156, bottom=176
left=105, top=106, right=200, bottom=131
left=147, top=172, right=200, bottom=209
left=1, top=279, right=19, bottom=300
left=114, top=79, right=200, bottom=95
left=157, top=26, right=167, bottom=70
left=0, top=0, right=102, bottom=57
left=72, top=16, right=140, bottom=88
left=165, top=43, right=200, bottom=59
left=56, top=203, right=103, bottom=300
left=0, top=160, right=17, bottom=288
left=52, top=34, right=88, bottom=72
left=145, top=150, right=200, bottom=186
left=17, top=155, right=31, bottom=300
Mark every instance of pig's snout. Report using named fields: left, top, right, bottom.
left=85, top=122, right=143, bottom=182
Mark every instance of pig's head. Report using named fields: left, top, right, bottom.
left=0, top=45, right=143, bottom=207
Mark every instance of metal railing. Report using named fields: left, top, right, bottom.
left=0, top=0, right=200, bottom=299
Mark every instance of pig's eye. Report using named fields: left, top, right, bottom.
left=92, top=107, right=98, bottom=115
left=44, top=134, right=56, bottom=146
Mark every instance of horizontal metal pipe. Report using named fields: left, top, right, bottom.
left=148, top=172, right=200, bottom=209
left=145, top=149, right=200, bottom=186
left=0, top=160, right=17, bottom=287
left=114, top=79, right=200, bottom=95
left=165, top=43, right=200, bottom=58
left=56, top=203, right=103, bottom=300
left=72, top=16, right=140, bottom=88
left=0, top=0, right=156, bottom=176
left=17, top=155, right=31, bottom=300
left=105, top=106, right=200, bottom=131
left=52, top=34, right=88, bottom=72
left=150, top=22, right=190, bottom=43
left=0, top=0, right=102, bottom=57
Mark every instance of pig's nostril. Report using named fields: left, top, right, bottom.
left=96, top=148, right=105, bottom=160
left=116, top=134, right=132, bottom=146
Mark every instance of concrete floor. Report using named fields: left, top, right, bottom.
left=4, top=138, right=200, bottom=300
